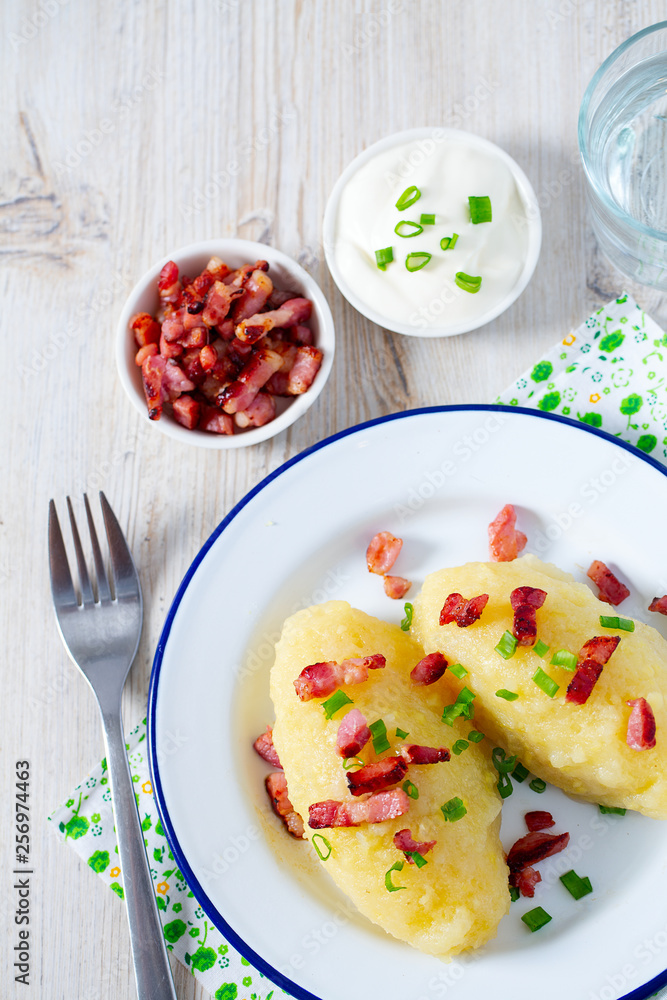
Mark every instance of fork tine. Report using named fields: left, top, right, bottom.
left=48, top=500, right=78, bottom=609
left=66, top=497, right=95, bottom=605
left=84, top=493, right=112, bottom=602
left=99, top=492, right=142, bottom=601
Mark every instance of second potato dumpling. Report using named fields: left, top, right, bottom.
left=411, top=554, right=667, bottom=818
left=270, top=601, right=509, bottom=958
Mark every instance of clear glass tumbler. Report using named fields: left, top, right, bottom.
left=579, top=21, right=667, bottom=289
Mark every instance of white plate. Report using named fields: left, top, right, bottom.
left=148, top=406, right=667, bottom=1000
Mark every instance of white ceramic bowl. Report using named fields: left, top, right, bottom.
left=116, top=239, right=335, bottom=448
left=323, top=127, right=542, bottom=338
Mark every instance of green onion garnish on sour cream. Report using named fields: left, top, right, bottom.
left=419, top=213, right=435, bottom=225
left=469, top=195, right=492, bottom=224
left=395, top=220, right=423, bottom=238
left=440, top=233, right=459, bottom=250
left=395, top=186, right=421, bottom=210
left=455, top=271, right=482, bottom=293
left=405, top=252, right=432, bottom=272
left=374, top=247, right=393, bottom=270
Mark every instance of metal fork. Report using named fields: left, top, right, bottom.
left=48, top=492, right=177, bottom=1000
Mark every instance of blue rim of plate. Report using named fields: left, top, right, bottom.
left=148, top=403, right=667, bottom=1000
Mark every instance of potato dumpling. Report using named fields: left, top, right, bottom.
left=411, top=554, right=667, bottom=818
left=270, top=601, right=509, bottom=957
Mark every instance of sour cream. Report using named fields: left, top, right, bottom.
left=324, top=129, right=541, bottom=337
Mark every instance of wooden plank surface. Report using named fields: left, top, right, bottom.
left=2, top=1, right=666, bottom=996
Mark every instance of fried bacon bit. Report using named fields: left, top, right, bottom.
left=566, top=635, right=620, bottom=705
left=366, top=531, right=403, bottom=575
left=130, top=312, right=161, bottom=347
left=384, top=575, right=411, bottom=600
left=488, top=504, right=527, bottom=562
left=308, top=789, right=410, bottom=829
left=410, top=652, right=448, bottom=686
left=509, top=866, right=542, bottom=898
left=525, top=811, right=555, bottom=832
left=135, top=343, right=159, bottom=366
left=199, top=404, right=233, bottom=435
left=649, top=596, right=667, bottom=615
left=506, top=831, right=570, bottom=873
left=141, top=354, right=166, bottom=420
left=439, top=592, right=489, bottom=627
left=230, top=269, right=274, bottom=322
left=157, top=260, right=181, bottom=302
left=399, top=744, right=451, bottom=765
left=346, top=757, right=408, bottom=797
left=265, top=771, right=304, bottom=839
left=393, top=829, right=437, bottom=861
left=336, top=709, right=371, bottom=758
left=293, top=654, right=386, bottom=701
left=626, top=698, right=657, bottom=750
left=173, top=395, right=201, bottom=430
left=253, top=725, right=282, bottom=768
left=510, top=586, right=547, bottom=647
left=587, top=560, right=630, bottom=605
left=234, top=391, right=276, bottom=429
left=218, top=348, right=284, bottom=415
left=286, top=346, right=323, bottom=394
left=235, top=297, right=313, bottom=344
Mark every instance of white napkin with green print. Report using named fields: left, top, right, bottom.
left=52, top=292, right=667, bottom=1000
left=497, top=292, right=667, bottom=463
left=50, top=717, right=285, bottom=1000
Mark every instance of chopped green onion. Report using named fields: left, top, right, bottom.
left=440, top=233, right=459, bottom=250
left=405, top=252, right=432, bottom=272
left=509, top=886, right=520, bottom=902
left=455, top=271, right=482, bottom=293
left=369, top=719, right=391, bottom=755
left=550, top=649, right=577, bottom=671
left=374, top=247, right=393, bottom=270
left=496, top=689, right=519, bottom=701
left=495, top=631, right=518, bottom=659
left=533, top=667, right=560, bottom=698
left=322, top=690, right=353, bottom=720
left=452, top=739, right=469, bottom=755
left=441, top=796, right=467, bottom=822
left=395, top=727, right=409, bottom=740
left=402, top=779, right=419, bottom=800
left=492, top=747, right=517, bottom=773
left=442, top=703, right=465, bottom=726
left=559, top=869, right=593, bottom=900
left=529, top=778, right=547, bottom=793
left=598, top=804, right=626, bottom=815
left=400, top=603, right=413, bottom=631
left=497, top=772, right=513, bottom=798
left=419, top=213, right=435, bottom=225
left=521, top=906, right=552, bottom=932
left=457, top=686, right=476, bottom=708
left=448, top=663, right=468, bottom=680
left=395, top=220, right=423, bottom=238
left=312, top=834, right=332, bottom=860
left=469, top=195, right=492, bottom=224
left=342, top=757, right=364, bottom=770
left=405, top=851, right=428, bottom=868
left=395, top=186, right=420, bottom=210
left=385, top=861, right=405, bottom=892
left=533, top=639, right=550, bottom=658
left=512, top=761, right=529, bottom=782
left=599, top=615, right=635, bottom=632
left=468, top=730, right=485, bottom=743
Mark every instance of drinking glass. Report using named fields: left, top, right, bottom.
left=579, top=21, right=667, bottom=289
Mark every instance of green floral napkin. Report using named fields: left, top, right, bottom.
left=50, top=717, right=286, bottom=1000
left=52, top=292, right=667, bottom=1000
left=497, top=292, right=667, bottom=463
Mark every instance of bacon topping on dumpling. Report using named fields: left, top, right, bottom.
left=439, top=592, right=489, bottom=627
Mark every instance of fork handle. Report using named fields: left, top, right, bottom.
left=100, top=704, right=178, bottom=1000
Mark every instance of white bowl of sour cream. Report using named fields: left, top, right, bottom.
left=323, top=128, right=541, bottom=337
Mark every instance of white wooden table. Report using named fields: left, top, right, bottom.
left=2, top=2, right=666, bottom=997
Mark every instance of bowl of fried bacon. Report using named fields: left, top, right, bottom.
left=116, top=239, right=335, bottom=447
